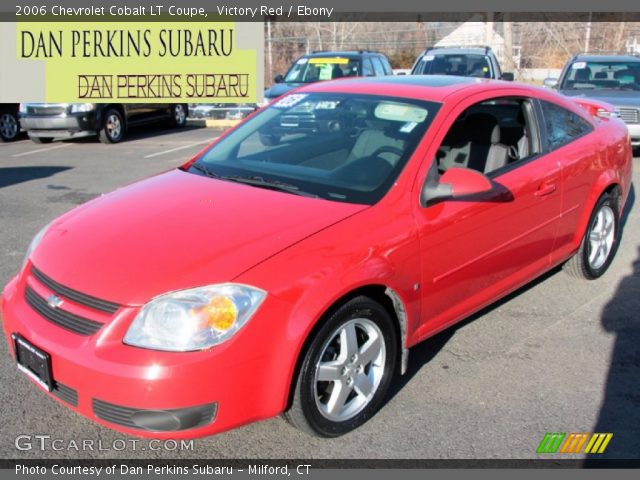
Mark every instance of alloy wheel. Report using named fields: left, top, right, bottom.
left=313, top=318, right=386, bottom=422
left=0, top=113, right=19, bottom=140
left=587, top=205, right=615, bottom=270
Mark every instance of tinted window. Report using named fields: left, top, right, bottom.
left=379, top=56, right=394, bottom=75
left=561, top=60, right=640, bottom=91
left=192, top=93, right=441, bottom=205
left=362, top=58, right=374, bottom=77
left=370, top=57, right=386, bottom=76
left=541, top=101, right=593, bottom=150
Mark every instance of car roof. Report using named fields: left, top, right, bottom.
left=301, top=51, right=383, bottom=58
left=297, top=74, right=515, bottom=102
left=424, top=47, right=492, bottom=56
left=573, top=54, right=640, bottom=63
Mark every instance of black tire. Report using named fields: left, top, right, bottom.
left=99, top=109, right=125, bottom=144
left=0, top=110, right=20, bottom=142
left=564, top=191, right=620, bottom=279
left=30, top=137, right=54, bottom=144
left=284, top=296, right=397, bottom=437
left=168, top=104, right=187, bottom=128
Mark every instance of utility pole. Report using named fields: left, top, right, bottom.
left=585, top=13, right=592, bottom=53
left=266, top=20, right=273, bottom=83
left=485, top=12, right=494, bottom=46
left=503, top=14, right=514, bottom=71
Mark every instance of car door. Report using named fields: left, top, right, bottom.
left=412, top=93, right=563, bottom=340
left=536, top=99, right=598, bottom=260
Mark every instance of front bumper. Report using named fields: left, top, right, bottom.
left=1, top=269, right=294, bottom=439
left=20, top=112, right=98, bottom=138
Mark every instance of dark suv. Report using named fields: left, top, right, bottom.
left=410, top=46, right=514, bottom=81
left=263, top=50, right=393, bottom=104
left=19, top=103, right=189, bottom=144
left=544, top=54, right=640, bottom=150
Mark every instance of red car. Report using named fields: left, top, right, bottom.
left=2, top=76, right=632, bottom=438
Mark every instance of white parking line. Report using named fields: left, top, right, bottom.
left=143, top=139, right=215, bottom=159
left=11, top=143, right=71, bottom=158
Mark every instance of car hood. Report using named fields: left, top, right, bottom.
left=31, top=169, right=366, bottom=306
left=560, top=88, right=640, bottom=107
left=264, top=82, right=302, bottom=100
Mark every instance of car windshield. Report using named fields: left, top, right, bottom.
left=561, top=60, right=640, bottom=90
left=412, top=53, right=492, bottom=78
left=284, top=57, right=361, bottom=83
left=189, top=93, right=440, bottom=205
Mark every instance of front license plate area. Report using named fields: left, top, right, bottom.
left=12, top=333, right=53, bottom=392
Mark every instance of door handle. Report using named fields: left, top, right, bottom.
left=535, top=183, right=557, bottom=197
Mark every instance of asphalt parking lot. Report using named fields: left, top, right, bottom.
left=0, top=126, right=638, bottom=460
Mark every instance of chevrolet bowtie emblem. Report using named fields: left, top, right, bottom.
left=47, top=294, right=63, bottom=309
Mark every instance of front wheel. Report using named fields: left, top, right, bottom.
left=284, top=296, right=397, bottom=437
left=564, top=191, right=620, bottom=279
left=0, top=110, right=20, bottom=142
left=99, top=109, right=125, bottom=144
left=169, top=104, right=187, bottom=128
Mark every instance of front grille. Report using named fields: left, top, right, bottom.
left=617, top=107, right=640, bottom=124
left=93, top=399, right=217, bottom=431
left=24, top=286, right=103, bottom=336
left=31, top=266, right=121, bottom=314
left=26, top=105, right=67, bottom=116
left=52, top=382, right=78, bottom=407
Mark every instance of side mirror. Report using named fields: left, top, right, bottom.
left=501, top=72, right=514, bottom=81
left=421, top=167, right=493, bottom=206
left=543, top=77, right=558, bottom=89
left=274, top=74, right=284, bottom=84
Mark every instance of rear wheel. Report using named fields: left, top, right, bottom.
left=0, top=110, right=19, bottom=142
left=564, top=191, right=620, bottom=279
left=284, top=296, right=397, bottom=437
left=99, top=109, right=125, bottom=144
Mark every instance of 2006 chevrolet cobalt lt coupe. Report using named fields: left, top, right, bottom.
left=2, top=76, right=633, bottom=438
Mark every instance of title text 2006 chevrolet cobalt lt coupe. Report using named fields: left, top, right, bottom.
left=2, top=76, right=632, bottom=438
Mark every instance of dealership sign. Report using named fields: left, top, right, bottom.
left=5, top=21, right=262, bottom=103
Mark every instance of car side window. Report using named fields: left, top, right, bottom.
left=435, top=97, right=540, bottom=176
left=370, top=57, right=386, bottom=76
left=540, top=100, right=594, bottom=150
left=362, top=58, right=374, bottom=77
left=379, top=57, right=393, bottom=75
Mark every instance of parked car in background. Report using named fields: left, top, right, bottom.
left=190, top=104, right=258, bottom=120
left=410, top=46, right=514, bottom=81
left=3, top=76, right=631, bottom=439
left=544, top=53, right=640, bottom=151
left=262, top=50, right=393, bottom=104
left=0, top=103, right=20, bottom=142
left=19, top=103, right=188, bottom=144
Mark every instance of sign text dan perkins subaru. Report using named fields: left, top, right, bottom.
left=2, top=76, right=632, bottom=438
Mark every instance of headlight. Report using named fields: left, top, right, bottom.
left=22, top=223, right=50, bottom=271
left=124, top=284, right=266, bottom=351
left=69, top=103, right=95, bottom=113
left=19, top=103, right=28, bottom=114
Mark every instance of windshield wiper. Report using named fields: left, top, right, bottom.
left=223, top=175, right=318, bottom=198
left=190, top=162, right=221, bottom=179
